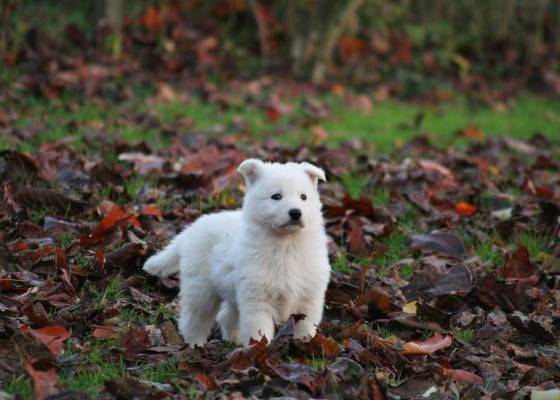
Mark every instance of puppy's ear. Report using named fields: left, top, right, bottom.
left=301, top=162, right=326, bottom=186
left=238, top=159, right=264, bottom=186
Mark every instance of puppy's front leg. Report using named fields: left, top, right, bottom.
left=239, top=303, right=274, bottom=346
left=294, top=296, right=324, bottom=340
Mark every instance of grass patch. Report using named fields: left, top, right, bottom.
left=342, top=173, right=369, bottom=199
left=376, top=369, right=404, bottom=387
left=4, top=90, right=559, bottom=155
left=95, top=278, right=125, bottom=309
left=120, top=126, right=168, bottom=148
left=475, top=241, right=504, bottom=267
left=372, top=188, right=391, bottom=206
left=138, top=357, right=181, bottom=383
left=452, top=327, right=475, bottom=343
left=4, top=377, right=33, bottom=399
left=120, top=303, right=176, bottom=325
left=516, top=232, right=549, bottom=259
left=59, top=345, right=126, bottom=396
left=377, top=232, right=411, bottom=270
left=320, top=95, right=560, bottom=151
left=332, top=255, right=352, bottom=273
left=125, top=175, right=157, bottom=202
left=303, top=355, right=328, bottom=370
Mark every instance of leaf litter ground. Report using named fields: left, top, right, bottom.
left=1, top=85, right=560, bottom=399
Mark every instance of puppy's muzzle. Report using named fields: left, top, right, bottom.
left=282, top=208, right=303, bottom=228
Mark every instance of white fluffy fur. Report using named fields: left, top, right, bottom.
left=143, top=159, right=331, bottom=347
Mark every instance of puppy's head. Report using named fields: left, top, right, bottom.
left=238, top=159, right=326, bottom=234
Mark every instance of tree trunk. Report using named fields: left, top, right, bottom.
left=311, top=0, right=364, bottom=84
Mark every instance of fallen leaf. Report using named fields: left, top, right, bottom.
left=455, top=201, right=478, bottom=217
left=460, top=127, right=485, bottom=141
left=13, top=187, right=87, bottom=215
left=403, top=301, right=418, bottom=315
left=23, top=357, right=60, bottom=400
left=498, top=245, right=537, bottom=283
left=440, top=367, right=483, bottom=384
left=410, top=232, right=465, bottom=258
left=270, top=362, right=324, bottom=394
left=20, top=324, right=71, bottom=355
left=92, top=324, right=117, bottom=340
left=402, top=333, right=452, bottom=355
left=122, top=326, right=151, bottom=356
left=81, top=206, right=138, bottom=245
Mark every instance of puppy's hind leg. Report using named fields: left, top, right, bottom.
left=217, top=301, right=241, bottom=345
left=178, top=265, right=220, bottom=346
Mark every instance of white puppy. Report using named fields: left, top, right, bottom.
left=143, top=159, right=331, bottom=347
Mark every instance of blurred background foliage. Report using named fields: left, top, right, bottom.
left=1, top=0, right=560, bottom=97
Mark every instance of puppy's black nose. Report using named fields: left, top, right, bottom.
left=289, top=208, right=302, bottom=221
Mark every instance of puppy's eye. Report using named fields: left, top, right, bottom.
left=271, top=193, right=282, bottom=200
left=301, top=194, right=307, bottom=201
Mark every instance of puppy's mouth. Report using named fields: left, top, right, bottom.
left=280, top=220, right=304, bottom=228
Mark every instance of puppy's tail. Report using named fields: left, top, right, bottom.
left=143, top=240, right=180, bottom=277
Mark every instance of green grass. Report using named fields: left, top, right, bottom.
left=320, top=95, right=560, bottom=151
left=452, top=327, right=475, bottom=343
left=332, top=255, right=352, bottom=273
left=372, top=188, right=391, bottom=206
left=2, top=73, right=560, bottom=399
left=516, top=232, right=550, bottom=259
left=126, top=175, right=157, bottom=202
left=303, top=355, right=328, bottom=370
left=95, top=278, right=125, bottom=309
left=140, top=357, right=182, bottom=383
left=2, top=89, right=559, bottom=155
left=377, top=232, right=412, bottom=272
left=475, top=241, right=504, bottom=267
left=4, top=377, right=33, bottom=399
left=59, top=343, right=126, bottom=395
left=342, top=173, right=370, bottom=199
left=120, top=303, right=176, bottom=325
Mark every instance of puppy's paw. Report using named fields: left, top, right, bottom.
left=293, top=322, right=317, bottom=341
left=143, top=257, right=166, bottom=276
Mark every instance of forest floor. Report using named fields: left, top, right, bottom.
left=1, top=78, right=560, bottom=399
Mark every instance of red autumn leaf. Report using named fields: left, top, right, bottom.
left=266, top=106, right=281, bottom=122
left=348, top=225, right=366, bottom=254
left=141, top=205, right=162, bottom=218
left=455, top=201, right=478, bottom=217
left=535, top=186, right=555, bottom=200
left=339, top=36, right=369, bottom=59
left=14, top=242, right=29, bottom=251
left=31, top=245, right=55, bottom=261
left=460, top=127, right=485, bottom=141
left=128, top=214, right=141, bottom=229
left=228, top=335, right=269, bottom=371
left=311, top=125, right=329, bottom=145
left=402, top=333, right=452, bottom=355
left=23, top=357, right=60, bottom=400
left=21, top=324, right=71, bottom=355
left=142, top=6, right=162, bottom=31
left=81, top=206, right=137, bottom=245
left=54, top=247, right=67, bottom=269
left=92, top=324, right=117, bottom=339
left=96, top=248, right=106, bottom=271
left=498, top=245, right=536, bottom=283
left=193, top=373, right=219, bottom=390
left=440, top=367, right=483, bottom=384
left=122, top=326, right=151, bottom=356
left=307, top=334, right=340, bottom=357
